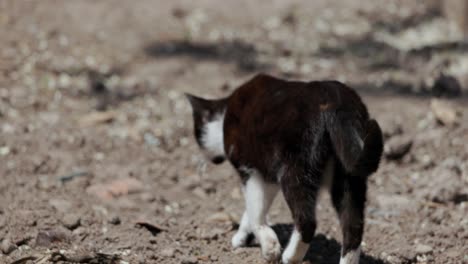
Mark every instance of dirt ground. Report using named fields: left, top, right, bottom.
left=0, top=1, right=467, bottom=263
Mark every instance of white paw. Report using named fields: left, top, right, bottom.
left=232, top=230, right=249, bottom=248
left=281, top=228, right=309, bottom=264
left=340, top=248, right=361, bottom=264
left=257, top=226, right=281, bottom=262
left=281, top=253, right=302, bottom=264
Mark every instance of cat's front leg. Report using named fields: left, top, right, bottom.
left=231, top=211, right=250, bottom=248
left=239, top=169, right=280, bottom=262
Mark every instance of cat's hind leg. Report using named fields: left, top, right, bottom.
left=234, top=169, right=280, bottom=261
left=280, top=166, right=321, bottom=264
left=330, top=165, right=367, bottom=264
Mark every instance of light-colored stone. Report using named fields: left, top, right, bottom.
left=415, top=244, right=433, bottom=255
left=430, top=99, right=459, bottom=126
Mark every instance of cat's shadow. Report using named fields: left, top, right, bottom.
left=244, top=223, right=386, bottom=264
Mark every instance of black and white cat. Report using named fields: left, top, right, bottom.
left=186, top=74, right=383, bottom=264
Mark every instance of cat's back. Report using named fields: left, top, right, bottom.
left=223, top=74, right=370, bottom=172
left=226, top=73, right=368, bottom=121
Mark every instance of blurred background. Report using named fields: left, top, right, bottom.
left=0, top=1, right=467, bottom=263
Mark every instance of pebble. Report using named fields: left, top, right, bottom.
left=62, top=214, right=81, bottom=230
left=199, top=228, right=224, bottom=240
left=49, top=199, right=72, bottom=212
left=430, top=99, right=458, bottom=127
left=181, top=256, right=198, bottom=264
left=382, top=122, right=403, bottom=139
left=192, top=187, right=208, bottom=199
left=86, top=178, right=144, bottom=200
left=1, top=239, right=17, bottom=254
left=109, top=216, right=121, bottom=225
left=230, top=187, right=242, bottom=199
left=197, top=255, right=210, bottom=261
left=161, top=247, right=176, bottom=258
left=0, top=146, right=10, bottom=156
left=432, top=74, right=462, bottom=98
left=446, top=249, right=460, bottom=258
left=205, top=212, right=234, bottom=223
left=233, top=247, right=248, bottom=255
left=35, top=228, right=70, bottom=247
left=384, top=136, right=413, bottom=160
left=377, top=194, right=413, bottom=210
left=415, top=244, right=433, bottom=255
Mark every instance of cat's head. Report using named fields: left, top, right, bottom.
left=185, top=93, right=227, bottom=165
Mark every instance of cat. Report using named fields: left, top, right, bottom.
left=186, top=73, right=383, bottom=264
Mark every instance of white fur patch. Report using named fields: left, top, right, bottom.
left=339, top=247, right=361, bottom=264
left=232, top=212, right=250, bottom=248
left=282, top=228, right=309, bottom=264
left=244, top=171, right=278, bottom=226
left=257, top=225, right=281, bottom=261
left=243, top=171, right=280, bottom=261
left=200, top=113, right=225, bottom=159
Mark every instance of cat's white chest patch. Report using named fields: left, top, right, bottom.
left=201, top=113, right=225, bottom=158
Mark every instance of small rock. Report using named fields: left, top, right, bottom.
left=140, top=192, right=156, bottom=202
left=201, top=181, right=216, bottom=194
left=62, top=214, right=81, bottom=230
left=382, top=122, right=403, bottom=139
left=415, top=244, right=433, bottom=255
left=35, top=228, right=70, bottom=247
left=86, top=178, right=144, bottom=200
left=199, top=228, right=225, bottom=240
left=430, top=99, right=459, bottom=126
left=210, top=255, right=218, bottom=261
left=192, top=187, right=208, bottom=199
left=233, top=247, right=248, bottom=255
left=78, top=111, right=117, bottom=127
left=1, top=239, right=17, bottom=254
left=49, top=199, right=72, bottom=212
left=205, top=212, right=235, bottom=224
left=161, top=247, right=176, bottom=258
left=446, top=249, right=460, bottom=258
left=197, top=255, right=210, bottom=261
left=181, top=256, right=198, bottom=264
left=108, top=216, right=121, bottom=225
left=432, top=74, right=462, bottom=98
left=135, top=220, right=166, bottom=236
left=0, top=146, right=10, bottom=156
left=72, top=226, right=88, bottom=238
left=230, top=187, right=242, bottom=199
left=172, top=7, right=187, bottom=19
left=419, top=154, right=434, bottom=169
left=384, top=136, right=413, bottom=160
left=144, top=133, right=161, bottom=146
left=377, top=194, right=414, bottom=210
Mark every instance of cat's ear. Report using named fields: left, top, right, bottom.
left=185, top=93, right=227, bottom=120
left=185, top=93, right=213, bottom=121
left=185, top=93, right=207, bottom=111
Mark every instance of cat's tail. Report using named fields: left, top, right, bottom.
left=327, top=115, right=383, bottom=177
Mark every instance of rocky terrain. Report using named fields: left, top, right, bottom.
left=0, top=1, right=467, bottom=263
